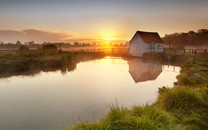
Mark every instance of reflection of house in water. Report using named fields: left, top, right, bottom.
left=162, top=65, right=181, bottom=73
left=128, top=58, right=162, bottom=83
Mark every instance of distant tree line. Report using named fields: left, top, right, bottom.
left=162, top=29, right=208, bottom=47
left=0, top=41, right=129, bottom=49
left=0, top=41, right=73, bottom=49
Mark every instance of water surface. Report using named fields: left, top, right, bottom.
left=0, top=56, right=180, bottom=130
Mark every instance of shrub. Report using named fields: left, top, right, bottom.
left=157, top=87, right=207, bottom=112
left=176, top=74, right=193, bottom=86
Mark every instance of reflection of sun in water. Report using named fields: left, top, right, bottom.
left=105, top=56, right=111, bottom=59
left=100, top=56, right=113, bottom=64
left=98, top=56, right=127, bottom=64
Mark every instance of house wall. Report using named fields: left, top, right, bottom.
left=129, top=33, right=164, bottom=57
left=129, top=33, right=147, bottom=57
left=145, top=43, right=164, bottom=53
left=154, top=43, right=164, bottom=52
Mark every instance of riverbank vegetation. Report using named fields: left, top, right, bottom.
left=69, top=54, right=208, bottom=129
left=0, top=52, right=105, bottom=78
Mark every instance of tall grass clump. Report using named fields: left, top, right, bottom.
left=201, top=86, right=208, bottom=106
left=69, top=104, right=182, bottom=130
left=130, top=105, right=181, bottom=129
left=176, top=74, right=194, bottom=86
left=157, top=87, right=206, bottom=113
left=157, top=86, right=208, bottom=129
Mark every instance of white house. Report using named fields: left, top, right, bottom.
left=129, top=31, right=164, bottom=57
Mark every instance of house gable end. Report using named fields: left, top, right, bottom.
left=129, top=32, right=139, bottom=44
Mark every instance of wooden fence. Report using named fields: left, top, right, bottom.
left=145, top=48, right=164, bottom=53
left=164, top=48, right=207, bottom=55
left=0, top=47, right=129, bottom=54
left=62, top=47, right=129, bottom=54
left=1, top=47, right=207, bottom=57
left=164, top=48, right=208, bottom=63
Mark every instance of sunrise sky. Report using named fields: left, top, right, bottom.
left=0, top=0, right=208, bottom=44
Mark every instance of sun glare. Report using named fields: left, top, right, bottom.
left=99, top=56, right=114, bottom=64
left=99, top=29, right=118, bottom=41
left=94, top=28, right=125, bottom=44
left=104, top=37, right=112, bottom=41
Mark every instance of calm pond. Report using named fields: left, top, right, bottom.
left=0, top=56, right=180, bottom=130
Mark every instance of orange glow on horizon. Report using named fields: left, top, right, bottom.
left=93, top=28, right=126, bottom=44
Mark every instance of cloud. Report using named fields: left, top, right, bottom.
left=0, top=29, right=127, bottom=44
left=0, top=29, right=72, bottom=43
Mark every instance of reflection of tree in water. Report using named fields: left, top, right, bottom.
left=0, top=53, right=104, bottom=78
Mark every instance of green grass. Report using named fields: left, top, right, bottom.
left=177, top=54, right=208, bottom=86
left=69, top=105, right=182, bottom=130
left=156, top=86, right=208, bottom=129
left=67, top=53, right=208, bottom=130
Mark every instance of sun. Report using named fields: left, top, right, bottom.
left=103, top=33, right=115, bottom=41
left=95, top=28, right=124, bottom=44
left=100, top=29, right=117, bottom=41
left=104, top=37, right=113, bottom=41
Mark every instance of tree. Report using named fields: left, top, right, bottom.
left=16, top=41, right=22, bottom=46
left=18, top=45, right=29, bottom=55
left=162, top=29, right=208, bottom=47
left=42, top=44, right=57, bottom=52
left=74, top=42, right=79, bottom=46
left=28, top=41, right=35, bottom=46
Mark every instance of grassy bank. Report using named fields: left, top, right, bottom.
left=0, top=52, right=105, bottom=78
left=68, top=54, right=208, bottom=130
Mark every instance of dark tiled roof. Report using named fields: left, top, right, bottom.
left=136, top=71, right=161, bottom=82
left=129, top=70, right=162, bottom=83
left=138, top=31, right=163, bottom=44
left=130, top=31, right=163, bottom=44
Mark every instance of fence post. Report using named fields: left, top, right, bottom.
left=184, top=49, right=186, bottom=55
left=193, top=50, right=197, bottom=63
